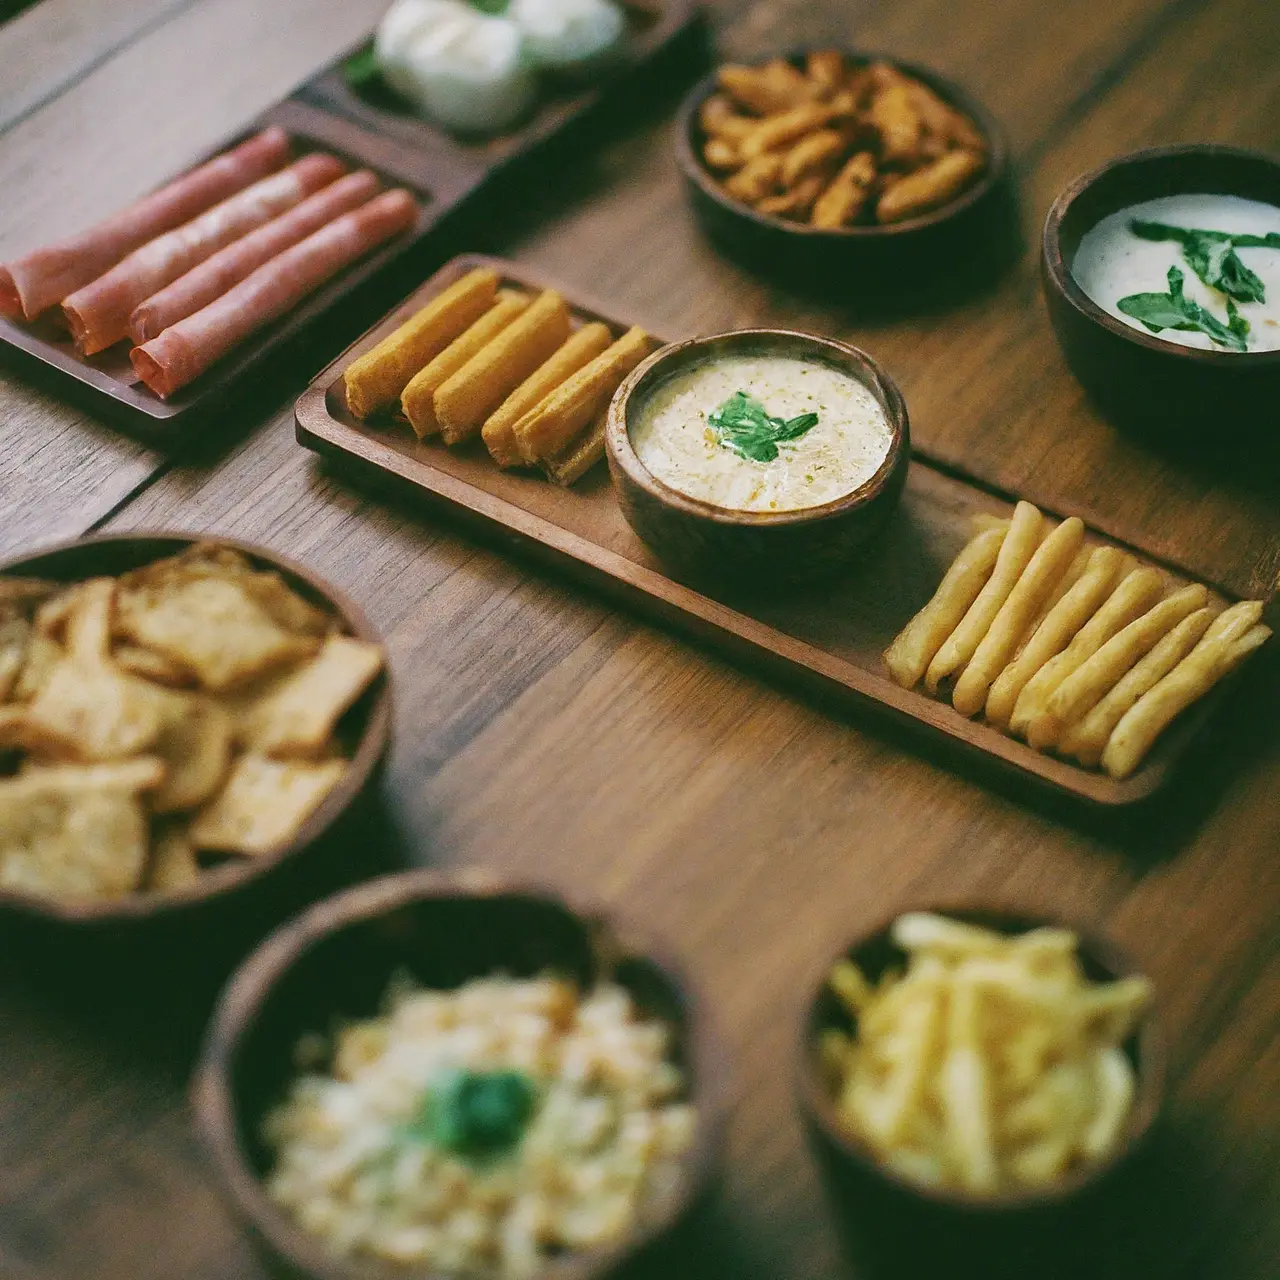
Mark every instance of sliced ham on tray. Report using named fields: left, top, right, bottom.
left=62, top=153, right=348, bottom=355
left=129, top=170, right=382, bottom=344
left=131, top=189, right=419, bottom=400
left=0, top=127, right=290, bottom=322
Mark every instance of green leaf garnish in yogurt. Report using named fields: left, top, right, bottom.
left=406, top=1068, right=537, bottom=1160
left=708, top=391, right=820, bottom=464
left=1130, top=219, right=1280, bottom=304
left=1117, top=265, right=1250, bottom=352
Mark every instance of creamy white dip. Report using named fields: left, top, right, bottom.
left=630, top=354, right=894, bottom=513
left=1072, top=193, right=1280, bottom=352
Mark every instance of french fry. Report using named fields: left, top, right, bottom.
left=757, top=173, right=828, bottom=219
left=952, top=517, right=1085, bottom=718
left=903, top=79, right=987, bottom=153
left=513, top=327, right=651, bottom=464
left=806, top=49, right=846, bottom=97
left=925, top=500, right=1043, bottom=694
left=1016, top=544, right=1092, bottom=654
left=867, top=81, right=922, bottom=166
left=1009, top=566, right=1164, bottom=737
left=1059, top=607, right=1214, bottom=766
left=1080, top=1047, right=1135, bottom=1160
left=717, top=60, right=814, bottom=115
left=699, top=94, right=755, bottom=142
left=702, top=137, right=740, bottom=170
left=739, top=101, right=843, bottom=161
left=724, top=153, right=783, bottom=203
left=780, top=128, right=848, bottom=187
left=877, top=149, right=986, bottom=224
left=939, top=979, right=998, bottom=1194
left=811, top=151, right=877, bottom=228
left=344, top=267, right=498, bottom=420
left=401, top=291, right=530, bottom=439
left=435, top=290, right=571, bottom=444
left=482, top=322, right=613, bottom=468
left=540, top=407, right=609, bottom=487
left=1101, top=615, right=1271, bottom=778
left=883, top=526, right=1006, bottom=689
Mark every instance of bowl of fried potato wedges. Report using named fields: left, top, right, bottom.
left=0, top=535, right=391, bottom=931
left=677, top=51, right=1009, bottom=279
left=797, top=908, right=1164, bottom=1268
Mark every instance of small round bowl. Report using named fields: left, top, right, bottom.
left=606, top=328, right=910, bottom=586
left=796, top=906, right=1164, bottom=1270
left=676, top=52, right=1010, bottom=284
left=193, top=870, right=729, bottom=1280
left=0, top=533, right=392, bottom=938
left=1043, top=144, right=1280, bottom=443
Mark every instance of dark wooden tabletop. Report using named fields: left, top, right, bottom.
left=1, top=0, right=1278, bottom=1278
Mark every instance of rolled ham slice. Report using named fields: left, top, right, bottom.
left=130, top=169, right=381, bottom=343
left=0, top=127, right=290, bottom=322
left=131, top=189, right=419, bottom=400
left=63, top=153, right=347, bottom=355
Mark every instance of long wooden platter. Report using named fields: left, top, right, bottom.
left=295, top=254, right=1256, bottom=810
left=0, top=3, right=704, bottom=447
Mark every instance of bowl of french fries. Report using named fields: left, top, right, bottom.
left=677, top=51, right=1008, bottom=277
left=0, top=534, right=391, bottom=931
left=798, top=909, right=1163, bottom=1222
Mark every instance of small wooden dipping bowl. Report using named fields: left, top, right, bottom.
left=606, top=329, right=910, bottom=587
left=796, top=906, right=1165, bottom=1272
left=1042, top=144, right=1280, bottom=443
left=193, top=871, right=729, bottom=1280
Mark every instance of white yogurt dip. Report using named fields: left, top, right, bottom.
left=1072, top=193, right=1280, bottom=352
left=630, top=353, right=894, bottom=513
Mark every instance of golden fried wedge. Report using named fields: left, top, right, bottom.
left=877, top=150, right=986, bottom=224
left=867, top=81, right=922, bottom=165
left=724, top=153, right=783, bottom=203
left=757, top=173, right=828, bottom=219
left=150, top=696, right=233, bottom=813
left=401, top=291, right=530, bottom=439
left=780, top=129, right=848, bottom=187
left=435, top=290, right=571, bottom=444
left=344, top=267, right=499, bottom=420
left=740, top=101, right=843, bottom=161
left=482, top=323, right=613, bottom=468
left=717, top=60, right=814, bottom=115
left=541, top=408, right=608, bottom=486
left=513, top=327, right=652, bottom=464
left=811, top=151, right=877, bottom=228
left=703, top=137, right=740, bottom=170
left=884, top=526, right=1005, bottom=690
left=699, top=94, right=755, bottom=142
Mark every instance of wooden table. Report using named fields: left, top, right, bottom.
left=1, top=0, right=1277, bottom=1277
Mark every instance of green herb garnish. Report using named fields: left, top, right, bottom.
left=342, top=46, right=382, bottom=91
left=468, top=0, right=511, bottom=13
left=1117, top=265, right=1250, bottom=352
left=1130, top=219, right=1280, bottom=304
left=404, top=1069, right=537, bottom=1161
left=707, top=391, right=820, bottom=463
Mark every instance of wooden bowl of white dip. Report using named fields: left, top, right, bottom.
left=606, top=329, right=909, bottom=586
left=1043, top=144, right=1280, bottom=445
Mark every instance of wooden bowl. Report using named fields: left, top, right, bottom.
left=1042, top=144, right=1280, bottom=443
left=192, top=870, right=729, bottom=1280
left=605, top=328, right=910, bottom=586
left=0, top=533, right=392, bottom=936
left=796, top=907, right=1164, bottom=1271
left=675, top=52, right=1010, bottom=284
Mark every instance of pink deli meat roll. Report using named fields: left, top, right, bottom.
left=0, top=127, right=290, bottom=322
left=63, top=153, right=347, bottom=354
left=129, top=169, right=381, bottom=343
left=130, top=189, right=419, bottom=399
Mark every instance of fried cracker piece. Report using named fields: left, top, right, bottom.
left=240, top=635, right=383, bottom=758
left=117, top=576, right=319, bottom=691
left=0, top=617, right=31, bottom=702
left=541, top=408, right=608, bottom=486
left=0, top=576, right=61, bottom=616
left=150, top=696, right=234, bottom=812
left=113, top=643, right=195, bottom=687
left=148, top=822, right=201, bottom=892
left=10, top=631, right=64, bottom=703
left=190, top=755, right=346, bottom=856
left=32, top=586, right=82, bottom=639
left=18, top=757, right=165, bottom=791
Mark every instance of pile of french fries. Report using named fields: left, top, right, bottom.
left=700, top=53, right=988, bottom=228
left=821, top=913, right=1151, bottom=1195
left=884, top=501, right=1272, bottom=778
left=344, top=267, right=653, bottom=486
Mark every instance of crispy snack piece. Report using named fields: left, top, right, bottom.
left=985, top=546, right=1125, bottom=730
left=1060, top=607, right=1214, bottom=766
left=703, top=137, right=739, bottom=170
left=343, top=267, right=499, bottom=419
left=699, top=94, right=755, bottom=142
left=884, top=526, right=1006, bottom=689
left=482, top=322, right=613, bottom=468
left=1009, top=566, right=1165, bottom=737
left=952, top=517, right=1084, bottom=718
left=10, top=632, right=63, bottom=702
left=0, top=576, right=61, bottom=615
left=1102, top=607, right=1271, bottom=779
left=811, top=151, right=878, bottom=229
left=113, top=643, right=195, bottom=687
left=240, top=635, right=383, bottom=758
left=117, top=575, right=319, bottom=692
left=780, top=129, right=848, bottom=187
left=18, top=757, right=165, bottom=791
left=0, top=616, right=31, bottom=701
left=867, top=80, right=922, bottom=165
left=513, top=327, right=652, bottom=464
left=435, top=290, right=572, bottom=444
left=718, top=60, right=814, bottom=115
left=148, top=822, right=201, bottom=892
left=806, top=50, right=846, bottom=97
left=1027, top=583, right=1209, bottom=749
left=878, top=149, right=986, bottom=224
left=740, top=101, right=844, bottom=162
left=541, top=407, right=608, bottom=486
left=190, top=755, right=346, bottom=856
left=925, top=501, right=1043, bottom=694
left=903, top=78, right=987, bottom=152
left=400, top=291, right=531, bottom=439
left=724, top=153, right=783, bottom=204
left=758, top=173, right=828, bottom=219
left=150, top=695, right=234, bottom=813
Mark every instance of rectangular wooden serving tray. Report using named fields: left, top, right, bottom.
left=0, top=1, right=704, bottom=446
left=295, top=254, right=1254, bottom=810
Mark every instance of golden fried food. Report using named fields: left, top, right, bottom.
left=811, top=151, right=878, bottom=229
left=717, top=60, right=816, bottom=115
left=877, top=148, right=987, bottom=223
left=542, top=408, right=608, bottom=487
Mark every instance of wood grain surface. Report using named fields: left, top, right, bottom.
left=0, top=0, right=1277, bottom=1278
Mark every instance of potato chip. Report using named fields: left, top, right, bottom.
left=238, top=635, right=382, bottom=758
left=0, top=616, right=31, bottom=701
left=10, top=632, right=63, bottom=702
left=190, top=755, right=345, bottom=856
left=17, top=757, right=165, bottom=792
left=150, top=696, right=233, bottom=813
left=113, top=643, right=195, bottom=687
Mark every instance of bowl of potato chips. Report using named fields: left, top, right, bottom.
left=0, top=534, right=391, bottom=929
left=677, top=51, right=1009, bottom=280
left=798, top=908, right=1163, bottom=1227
